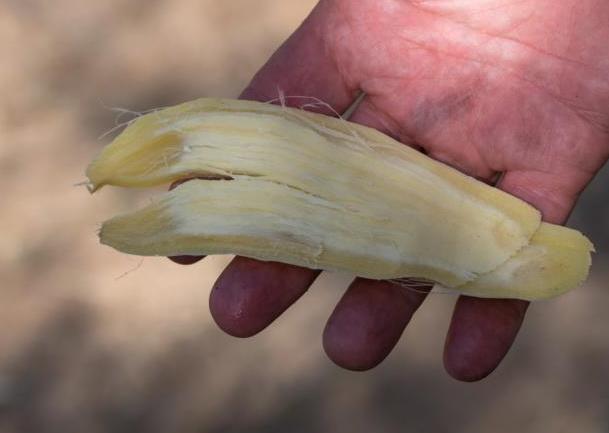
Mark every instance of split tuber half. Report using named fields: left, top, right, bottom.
left=87, top=98, right=593, bottom=300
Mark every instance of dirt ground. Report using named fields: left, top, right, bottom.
left=1, top=1, right=608, bottom=432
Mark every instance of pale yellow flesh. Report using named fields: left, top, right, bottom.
left=457, top=223, right=593, bottom=300
left=88, top=98, right=594, bottom=300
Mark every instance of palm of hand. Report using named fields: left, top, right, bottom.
left=177, top=0, right=609, bottom=381
left=327, top=0, right=609, bottom=222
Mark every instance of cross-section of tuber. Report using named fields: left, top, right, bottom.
left=86, top=98, right=594, bottom=300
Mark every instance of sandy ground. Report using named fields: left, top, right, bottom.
left=1, top=1, right=608, bottom=432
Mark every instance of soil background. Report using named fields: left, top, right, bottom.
left=1, top=1, right=608, bottom=432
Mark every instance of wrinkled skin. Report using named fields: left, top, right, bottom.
left=172, top=0, right=609, bottom=381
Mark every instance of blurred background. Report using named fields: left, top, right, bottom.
left=1, top=1, right=608, bottom=432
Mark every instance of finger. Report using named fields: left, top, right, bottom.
left=323, top=278, right=430, bottom=371
left=444, top=297, right=528, bottom=381
left=169, top=255, right=204, bottom=265
left=444, top=169, right=585, bottom=381
left=209, top=257, right=320, bottom=337
left=333, top=98, right=435, bottom=371
left=494, top=169, right=587, bottom=226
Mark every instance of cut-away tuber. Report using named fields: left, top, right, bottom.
left=86, top=98, right=594, bottom=301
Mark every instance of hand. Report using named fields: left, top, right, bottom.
left=173, top=0, right=609, bottom=381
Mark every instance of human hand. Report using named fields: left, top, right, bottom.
left=173, top=0, right=609, bottom=381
